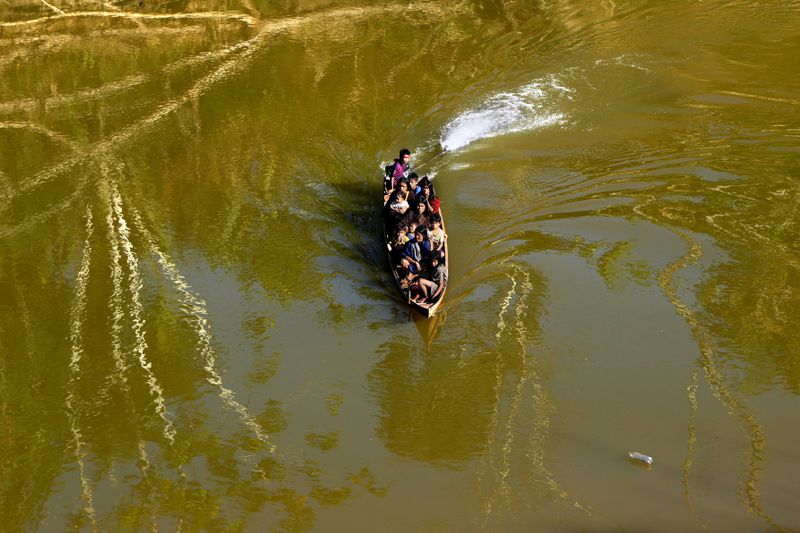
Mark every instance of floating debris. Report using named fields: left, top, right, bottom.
left=628, top=451, right=654, bottom=465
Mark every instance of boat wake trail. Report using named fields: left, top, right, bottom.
left=440, top=76, right=572, bottom=151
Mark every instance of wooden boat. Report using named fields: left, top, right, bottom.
left=382, top=174, right=448, bottom=318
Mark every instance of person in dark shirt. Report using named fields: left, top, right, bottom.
left=384, top=180, right=410, bottom=228
left=429, top=255, right=448, bottom=300
left=401, top=200, right=430, bottom=231
left=401, top=227, right=432, bottom=273
left=417, top=255, right=447, bottom=302
left=414, top=184, right=431, bottom=213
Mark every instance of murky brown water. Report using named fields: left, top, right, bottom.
left=1, top=0, right=800, bottom=530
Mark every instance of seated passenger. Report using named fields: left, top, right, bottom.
left=389, top=229, right=408, bottom=264
left=415, top=178, right=440, bottom=214
left=400, top=268, right=423, bottom=303
left=407, top=275, right=426, bottom=303
left=430, top=255, right=447, bottom=300
left=407, top=221, right=418, bottom=242
left=428, top=189, right=440, bottom=214
left=398, top=256, right=417, bottom=275
left=410, top=280, right=426, bottom=303
left=388, top=181, right=410, bottom=213
left=401, top=200, right=429, bottom=230
left=415, top=184, right=432, bottom=212
left=393, top=225, right=410, bottom=248
left=416, top=255, right=447, bottom=302
left=401, top=227, right=432, bottom=272
left=408, top=173, right=421, bottom=196
left=385, top=181, right=410, bottom=227
left=399, top=268, right=414, bottom=290
left=427, top=215, right=446, bottom=258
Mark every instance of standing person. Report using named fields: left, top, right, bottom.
left=390, top=148, right=412, bottom=189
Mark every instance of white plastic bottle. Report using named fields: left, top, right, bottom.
left=628, top=451, right=654, bottom=465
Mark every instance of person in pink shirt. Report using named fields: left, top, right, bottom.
left=390, top=148, right=412, bottom=189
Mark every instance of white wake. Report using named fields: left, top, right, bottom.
left=441, top=76, right=572, bottom=151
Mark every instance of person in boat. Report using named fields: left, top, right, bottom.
left=427, top=214, right=446, bottom=259
left=389, top=148, right=412, bottom=190
left=389, top=226, right=410, bottom=264
left=416, top=177, right=440, bottom=214
left=385, top=180, right=411, bottom=226
left=398, top=256, right=418, bottom=275
left=415, top=255, right=447, bottom=303
left=394, top=225, right=410, bottom=248
left=406, top=221, right=418, bottom=242
left=408, top=173, right=421, bottom=196
left=400, top=268, right=425, bottom=301
left=399, top=267, right=414, bottom=290
left=431, top=255, right=447, bottom=300
left=414, top=183, right=431, bottom=212
left=428, top=188, right=440, bottom=214
left=401, top=226, right=432, bottom=273
left=401, top=200, right=430, bottom=231
left=404, top=173, right=420, bottom=207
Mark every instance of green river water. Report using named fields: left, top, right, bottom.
left=1, top=0, right=799, bottom=530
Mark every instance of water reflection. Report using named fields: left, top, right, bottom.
left=370, top=336, right=494, bottom=464
left=3, top=0, right=523, bottom=527
left=2, top=0, right=800, bottom=529
left=369, top=260, right=593, bottom=525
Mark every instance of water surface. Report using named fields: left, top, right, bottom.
left=1, top=0, right=800, bottom=530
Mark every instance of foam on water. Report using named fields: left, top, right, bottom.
left=441, top=76, right=572, bottom=151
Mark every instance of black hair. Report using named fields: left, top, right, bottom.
left=415, top=226, right=427, bottom=236
left=409, top=172, right=419, bottom=181
left=399, top=148, right=411, bottom=158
